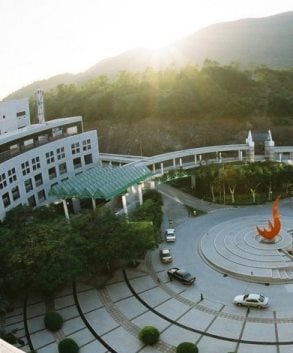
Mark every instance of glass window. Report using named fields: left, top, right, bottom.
left=16, top=111, right=26, bottom=117
left=84, top=154, right=93, bottom=165
left=23, top=138, right=34, bottom=148
left=58, top=162, right=67, bottom=175
left=34, top=173, right=43, bottom=186
left=71, top=142, right=80, bottom=155
left=11, top=186, right=20, bottom=201
left=24, top=178, right=33, bottom=192
left=57, top=147, right=65, bottom=160
left=73, top=157, right=82, bottom=169
left=67, top=126, right=78, bottom=135
left=0, top=173, right=7, bottom=190
left=8, top=168, right=17, bottom=183
left=21, top=161, right=30, bottom=176
left=46, top=151, right=55, bottom=164
left=82, top=139, right=91, bottom=151
left=48, top=167, right=57, bottom=180
left=52, top=127, right=63, bottom=138
left=27, top=195, right=36, bottom=207
left=2, top=192, right=10, bottom=208
left=32, top=156, right=41, bottom=171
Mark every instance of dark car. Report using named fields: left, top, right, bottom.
left=167, top=267, right=195, bottom=285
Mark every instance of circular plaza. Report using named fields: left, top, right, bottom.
left=200, top=214, right=293, bottom=283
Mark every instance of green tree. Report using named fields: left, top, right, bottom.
left=130, top=199, right=162, bottom=232
left=0, top=215, right=83, bottom=296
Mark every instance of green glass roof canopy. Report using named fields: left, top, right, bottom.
left=49, top=164, right=152, bottom=200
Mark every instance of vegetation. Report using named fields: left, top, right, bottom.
left=0, top=205, right=158, bottom=299
left=176, top=342, right=199, bottom=353
left=170, top=162, right=293, bottom=205
left=44, top=311, right=63, bottom=332
left=58, top=338, right=79, bottom=353
left=29, top=64, right=293, bottom=155
left=130, top=190, right=163, bottom=234
left=143, top=189, right=163, bottom=206
left=138, top=326, right=160, bottom=345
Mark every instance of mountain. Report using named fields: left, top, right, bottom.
left=174, top=11, right=293, bottom=68
left=6, top=11, right=293, bottom=99
left=6, top=73, right=76, bottom=100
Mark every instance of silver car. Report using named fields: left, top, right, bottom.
left=160, top=249, right=172, bottom=263
left=165, top=228, right=176, bottom=242
left=233, top=293, right=269, bottom=309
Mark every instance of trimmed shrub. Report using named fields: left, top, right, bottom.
left=44, top=311, right=63, bottom=332
left=138, top=326, right=160, bottom=345
left=176, top=342, right=198, bottom=353
left=58, top=338, right=79, bottom=353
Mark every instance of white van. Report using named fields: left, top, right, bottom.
left=165, top=228, right=176, bottom=242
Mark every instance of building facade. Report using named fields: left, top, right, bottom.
left=0, top=98, right=30, bottom=134
left=0, top=98, right=99, bottom=220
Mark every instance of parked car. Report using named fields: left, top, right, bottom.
left=167, top=267, right=195, bottom=285
left=233, top=293, right=269, bottom=309
left=160, top=249, right=172, bottom=263
left=165, top=228, right=176, bottom=242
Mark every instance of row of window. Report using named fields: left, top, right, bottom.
left=3, top=139, right=92, bottom=181
left=72, top=139, right=92, bottom=155
left=47, top=154, right=92, bottom=180
left=16, top=111, right=26, bottom=117
left=21, top=156, right=42, bottom=176
left=0, top=168, right=17, bottom=189
left=1, top=153, right=93, bottom=209
left=2, top=152, right=93, bottom=193
left=2, top=186, right=20, bottom=207
left=23, top=139, right=91, bottom=172
left=2, top=188, right=46, bottom=209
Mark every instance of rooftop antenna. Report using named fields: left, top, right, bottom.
left=35, top=89, right=45, bottom=124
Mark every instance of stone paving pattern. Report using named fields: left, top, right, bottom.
left=4, top=185, right=293, bottom=353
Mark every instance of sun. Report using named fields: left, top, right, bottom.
left=115, top=0, right=205, bottom=50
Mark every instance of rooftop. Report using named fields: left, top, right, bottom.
left=49, top=164, right=152, bottom=200
left=0, top=116, right=82, bottom=145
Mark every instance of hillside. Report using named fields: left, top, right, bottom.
left=175, top=11, right=293, bottom=68
left=6, top=11, right=293, bottom=100
left=26, top=64, right=293, bottom=156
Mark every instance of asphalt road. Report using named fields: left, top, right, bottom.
left=156, top=188, right=293, bottom=312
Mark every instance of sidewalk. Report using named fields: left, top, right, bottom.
left=157, top=183, right=230, bottom=213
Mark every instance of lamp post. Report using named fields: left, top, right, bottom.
left=221, top=162, right=226, bottom=205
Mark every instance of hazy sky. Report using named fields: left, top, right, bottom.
left=1, top=0, right=292, bottom=100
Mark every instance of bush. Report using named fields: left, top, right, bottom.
left=58, top=338, right=79, bottom=353
left=138, top=326, right=160, bottom=345
left=44, top=311, right=63, bottom=332
left=143, top=189, right=163, bottom=205
left=176, top=342, right=199, bottom=353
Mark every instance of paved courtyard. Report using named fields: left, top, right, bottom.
left=4, top=187, right=293, bottom=353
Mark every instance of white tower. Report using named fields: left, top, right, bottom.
left=265, top=129, right=275, bottom=161
left=35, top=89, right=45, bottom=124
left=246, top=130, right=255, bottom=162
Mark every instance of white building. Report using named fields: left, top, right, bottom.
left=0, top=97, right=100, bottom=221
left=0, top=98, right=30, bottom=134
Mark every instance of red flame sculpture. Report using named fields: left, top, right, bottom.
left=256, top=196, right=281, bottom=240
